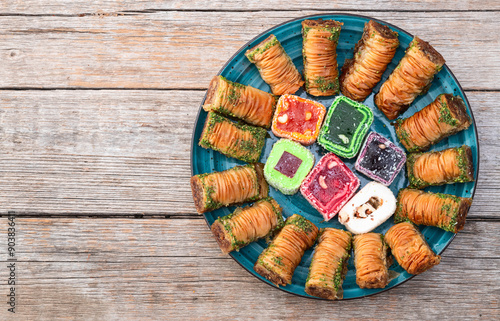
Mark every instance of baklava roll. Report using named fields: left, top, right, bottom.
left=203, top=76, right=278, bottom=128
left=211, top=198, right=284, bottom=253
left=375, top=37, right=446, bottom=120
left=305, top=228, right=352, bottom=300
left=407, top=145, right=474, bottom=189
left=353, top=233, right=390, bottom=289
left=394, top=188, right=472, bottom=233
left=191, top=163, right=268, bottom=214
left=302, top=19, right=343, bottom=96
left=254, top=214, right=318, bottom=286
left=385, top=222, right=441, bottom=275
left=199, top=112, right=266, bottom=163
left=395, top=94, right=472, bottom=152
left=246, top=34, right=304, bottom=95
left=340, top=20, right=399, bottom=102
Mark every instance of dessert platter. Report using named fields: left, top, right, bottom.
left=190, top=14, right=479, bottom=299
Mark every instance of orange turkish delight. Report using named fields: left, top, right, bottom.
left=271, top=94, right=326, bottom=146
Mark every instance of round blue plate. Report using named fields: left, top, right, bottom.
left=190, top=13, right=479, bottom=300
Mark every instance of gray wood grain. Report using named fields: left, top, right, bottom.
left=1, top=0, right=499, bottom=14
left=0, top=3, right=498, bottom=320
left=0, top=90, right=496, bottom=217
left=0, top=11, right=498, bottom=90
left=0, top=218, right=497, bottom=320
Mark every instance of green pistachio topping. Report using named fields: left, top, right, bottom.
left=246, top=35, right=279, bottom=62
left=287, top=215, right=314, bottom=233
left=437, top=96, right=458, bottom=126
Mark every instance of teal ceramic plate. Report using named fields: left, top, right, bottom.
left=190, top=13, right=479, bottom=299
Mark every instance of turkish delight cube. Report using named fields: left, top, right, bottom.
left=264, top=139, right=315, bottom=195
left=318, top=96, right=373, bottom=158
left=300, top=153, right=360, bottom=221
left=272, top=94, right=326, bottom=146
left=355, top=132, right=406, bottom=186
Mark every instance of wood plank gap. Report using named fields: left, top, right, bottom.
left=461, top=89, right=500, bottom=92
left=1, top=213, right=499, bottom=221
left=0, top=87, right=497, bottom=92
left=466, top=217, right=500, bottom=222
left=0, top=213, right=202, bottom=219
left=2, top=9, right=500, bottom=16
left=0, top=13, right=81, bottom=17
left=143, top=8, right=500, bottom=13
left=0, top=87, right=207, bottom=91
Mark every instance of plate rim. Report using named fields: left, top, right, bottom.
left=189, top=12, right=480, bottom=300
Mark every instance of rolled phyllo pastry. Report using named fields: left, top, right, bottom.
left=353, top=233, right=390, bottom=289
left=305, top=228, right=352, bottom=300
left=302, top=19, right=343, bottom=96
left=203, top=76, right=278, bottom=128
left=394, top=188, right=472, bottom=233
left=385, top=222, right=441, bottom=274
left=211, top=198, right=284, bottom=254
left=375, top=37, right=446, bottom=120
left=254, top=214, right=318, bottom=286
left=395, top=94, right=472, bottom=152
left=190, top=163, right=268, bottom=214
left=407, top=145, right=474, bottom=189
left=246, top=34, right=304, bottom=95
left=199, top=112, right=266, bottom=163
left=340, top=20, right=399, bottom=101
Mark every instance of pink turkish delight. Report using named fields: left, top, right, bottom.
left=300, top=153, right=360, bottom=221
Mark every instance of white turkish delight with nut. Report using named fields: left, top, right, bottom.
left=338, top=181, right=396, bottom=234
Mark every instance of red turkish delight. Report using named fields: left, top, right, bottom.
left=300, top=153, right=360, bottom=221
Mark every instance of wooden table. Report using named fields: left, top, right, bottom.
left=0, top=1, right=498, bottom=320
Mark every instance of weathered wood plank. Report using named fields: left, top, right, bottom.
left=0, top=218, right=497, bottom=320
left=0, top=4, right=496, bottom=320
left=0, top=11, right=498, bottom=90
left=0, top=90, right=496, bottom=216
left=1, top=218, right=497, bottom=260
left=1, top=0, right=499, bottom=15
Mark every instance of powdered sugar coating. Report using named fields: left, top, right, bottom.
left=271, top=94, right=326, bottom=146
left=355, top=132, right=406, bottom=186
left=317, top=96, right=373, bottom=158
left=338, top=181, right=397, bottom=234
left=264, top=139, right=315, bottom=195
left=300, top=153, right=360, bottom=221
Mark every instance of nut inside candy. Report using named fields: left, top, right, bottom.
left=354, top=196, right=381, bottom=218
left=318, top=175, right=327, bottom=189
left=327, top=160, right=337, bottom=169
left=338, top=134, right=350, bottom=144
left=278, top=114, right=288, bottom=123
